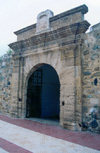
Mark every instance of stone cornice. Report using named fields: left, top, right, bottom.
left=14, top=4, right=88, bottom=35
left=50, top=4, right=88, bottom=22
left=9, top=21, right=90, bottom=52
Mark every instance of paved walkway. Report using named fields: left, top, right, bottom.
left=0, top=115, right=100, bottom=153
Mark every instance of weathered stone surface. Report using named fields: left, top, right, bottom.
left=36, top=10, right=54, bottom=34
left=15, top=5, right=88, bottom=41
left=9, top=4, right=90, bottom=131
left=0, top=5, right=100, bottom=133
left=82, top=22, right=100, bottom=133
left=0, top=53, right=13, bottom=116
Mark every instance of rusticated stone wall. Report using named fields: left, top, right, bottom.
left=82, top=23, right=100, bottom=133
left=0, top=53, right=13, bottom=116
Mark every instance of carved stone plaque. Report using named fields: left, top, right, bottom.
left=36, top=10, right=54, bottom=34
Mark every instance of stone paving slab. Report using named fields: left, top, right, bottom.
left=0, top=120, right=100, bottom=153
left=0, top=148, right=9, bottom=153
left=0, top=115, right=100, bottom=151
left=0, top=138, right=32, bottom=153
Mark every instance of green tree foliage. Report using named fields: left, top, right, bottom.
left=7, top=49, right=13, bottom=55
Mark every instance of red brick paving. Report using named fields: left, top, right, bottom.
left=0, top=115, right=100, bottom=151
left=0, top=137, right=32, bottom=153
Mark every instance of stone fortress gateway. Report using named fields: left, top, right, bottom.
left=0, top=5, right=100, bottom=133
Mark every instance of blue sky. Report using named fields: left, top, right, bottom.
left=0, top=0, right=100, bottom=56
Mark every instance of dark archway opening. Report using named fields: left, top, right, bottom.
left=26, top=64, right=60, bottom=121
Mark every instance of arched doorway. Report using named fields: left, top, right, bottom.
left=26, top=64, right=60, bottom=121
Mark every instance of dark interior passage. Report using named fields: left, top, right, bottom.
left=26, top=64, right=60, bottom=120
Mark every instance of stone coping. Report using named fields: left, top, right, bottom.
left=14, top=4, right=88, bottom=35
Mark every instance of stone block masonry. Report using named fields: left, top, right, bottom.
left=0, top=4, right=100, bottom=133
left=0, top=53, right=13, bottom=116
left=82, top=23, right=100, bottom=133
